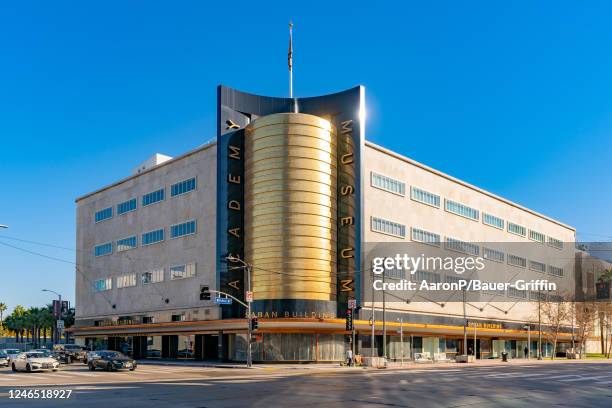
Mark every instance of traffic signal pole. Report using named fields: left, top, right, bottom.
left=246, top=264, right=252, bottom=368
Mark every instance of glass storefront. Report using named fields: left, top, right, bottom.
left=229, top=333, right=344, bottom=362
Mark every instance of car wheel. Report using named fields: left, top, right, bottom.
left=66, top=356, right=72, bottom=364
left=106, top=362, right=113, bottom=372
left=11, top=363, right=17, bottom=372
left=88, top=362, right=95, bottom=371
left=52, top=369, right=58, bottom=372
left=26, top=364, right=31, bottom=372
left=129, top=367, right=136, bottom=371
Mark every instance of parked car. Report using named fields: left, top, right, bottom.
left=88, top=351, right=137, bottom=372
left=53, top=344, right=87, bottom=362
left=146, top=349, right=161, bottom=358
left=0, top=350, right=9, bottom=367
left=11, top=352, right=59, bottom=372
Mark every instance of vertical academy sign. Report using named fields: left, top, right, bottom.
left=217, top=85, right=364, bottom=318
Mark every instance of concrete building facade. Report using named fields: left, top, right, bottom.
left=72, top=86, right=578, bottom=362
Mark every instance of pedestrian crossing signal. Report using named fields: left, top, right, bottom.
left=251, top=317, right=259, bottom=330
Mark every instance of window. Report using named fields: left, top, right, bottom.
left=508, top=254, right=527, bottom=268
left=94, top=242, right=113, bottom=257
left=529, top=260, right=546, bottom=273
left=116, top=236, right=137, bottom=252
left=410, top=186, right=440, bottom=208
left=371, top=217, right=406, bottom=238
left=142, top=268, right=164, bottom=284
left=117, top=198, right=137, bottom=215
left=371, top=172, right=405, bottom=196
left=142, top=228, right=164, bottom=246
left=116, top=273, right=137, bottom=288
left=143, top=188, right=165, bottom=207
left=171, top=314, right=185, bottom=322
left=170, top=263, right=196, bottom=280
left=171, top=177, right=196, bottom=197
left=483, top=247, right=505, bottom=263
left=414, top=270, right=441, bottom=283
left=170, top=220, right=197, bottom=238
left=530, top=291, right=547, bottom=301
left=444, top=199, right=479, bottom=221
left=93, top=278, right=112, bottom=292
left=548, top=265, right=564, bottom=277
left=548, top=236, right=563, bottom=250
left=142, top=316, right=155, bottom=324
left=411, top=228, right=441, bottom=246
left=483, top=213, right=504, bottom=230
left=529, top=229, right=545, bottom=243
left=508, top=222, right=526, bottom=237
left=508, top=286, right=527, bottom=299
left=95, top=207, right=113, bottom=223
left=445, top=237, right=480, bottom=256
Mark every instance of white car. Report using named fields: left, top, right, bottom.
left=11, top=352, right=59, bottom=372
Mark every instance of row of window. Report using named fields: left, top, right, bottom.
left=93, top=263, right=197, bottom=292
left=94, top=177, right=197, bottom=224
left=371, top=220, right=565, bottom=277
left=370, top=171, right=565, bottom=249
left=94, top=220, right=197, bottom=257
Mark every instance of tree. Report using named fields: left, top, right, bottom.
left=572, top=300, right=598, bottom=358
left=540, top=297, right=571, bottom=360
left=0, top=302, right=7, bottom=333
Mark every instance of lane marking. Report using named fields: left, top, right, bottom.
left=559, top=375, right=612, bottom=382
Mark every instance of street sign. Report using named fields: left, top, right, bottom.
left=56, top=320, right=64, bottom=329
left=246, top=291, right=253, bottom=303
left=215, top=297, right=233, bottom=305
left=348, top=299, right=356, bottom=309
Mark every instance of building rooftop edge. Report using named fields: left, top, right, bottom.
left=75, top=140, right=217, bottom=203
left=365, top=140, right=575, bottom=232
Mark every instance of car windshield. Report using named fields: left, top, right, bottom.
left=26, top=352, right=44, bottom=358
left=105, top=352, right=125, bottom=359
left=6, top=349, right=20, bottom=354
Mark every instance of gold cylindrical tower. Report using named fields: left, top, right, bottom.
left=244, top=113, right=337, bottom=302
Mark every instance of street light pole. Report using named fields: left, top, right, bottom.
left=524, top=324, right=531, bottom=359
left=42, top=289, right=62, bottom=345
left=398, top=317, right=403, bottom=366
left=463, top=288, right=468, bottom=357
left=538, top=295, right=542, bottom=360
left=226, top=256, right=253, bottom=368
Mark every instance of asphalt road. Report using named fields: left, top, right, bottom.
left=1, top=361, right=611, bottom=407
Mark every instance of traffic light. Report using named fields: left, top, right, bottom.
left=345, top=308, right=353, bottom=331
left=251, top=317, right=258, bottom=330
left=200, top=286, right=211, bottom=301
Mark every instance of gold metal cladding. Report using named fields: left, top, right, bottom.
left=245, top=113, right=337, bottom=302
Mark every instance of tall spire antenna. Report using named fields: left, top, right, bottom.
left=288, top=21, right=293, bottom=98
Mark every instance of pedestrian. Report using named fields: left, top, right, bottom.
left=524, top=346, right=529, bottom=358
left=346, top=348, right=353, bottom=366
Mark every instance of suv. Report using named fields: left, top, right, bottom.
left=53, top=344, right=88, bottom=363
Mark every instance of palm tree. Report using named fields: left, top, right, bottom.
left=40, top=308, right=55, bottom=345
left=0, top=302, right=7, bottom=333
left=11, top=306, right=27, bottom=343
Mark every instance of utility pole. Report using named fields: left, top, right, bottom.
left=538, top=294, right=542, bottom=360
left=42, top=289, right=62, bottom=344
left=473, top=322, right=477, bottom=359
left=382, top=270, right=386, bottom=359
left=463, top=288, right=467, bottom=356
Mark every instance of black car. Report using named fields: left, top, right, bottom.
left=88, top=351, right=137, bottom=372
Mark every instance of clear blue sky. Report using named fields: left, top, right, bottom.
left=1, top=1, right=611, bottom=313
